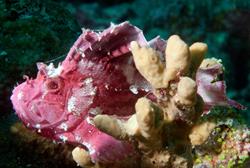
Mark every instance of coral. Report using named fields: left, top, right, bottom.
left=189, top=121, right=216, bottom=146
left=84, top=33, right=246, bottom=167
left=92, top=35, right=207, bottom=168
left=11, top=22, right=246, bottom=168
left=72, top=147, right=94, bottom=167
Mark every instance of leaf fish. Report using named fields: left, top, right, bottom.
left=11, top=22, right=245, bottom=165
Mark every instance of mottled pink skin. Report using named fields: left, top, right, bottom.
left=11, top=22, right=148, bottom=163
left=11, top=22, right=244, bottom=165
left=196, top=64, right=246, bottom=113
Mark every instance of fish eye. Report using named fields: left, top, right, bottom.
left=45, top=78, right=61, bottom=93
left=47, top=80, right=58, bottom=89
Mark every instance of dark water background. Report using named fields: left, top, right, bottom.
left=0, top=0, right=250, bottom=167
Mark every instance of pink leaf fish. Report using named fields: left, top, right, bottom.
left=11, top=22, right=245, bottom=164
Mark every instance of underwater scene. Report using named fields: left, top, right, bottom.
left=0, top=0, right=250, bottom=167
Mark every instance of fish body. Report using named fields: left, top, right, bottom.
left=11, top=22, right=148, bottom=163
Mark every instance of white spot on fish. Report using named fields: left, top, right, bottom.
left=79, top=79, right=97, bottom=96
left=81, top=52, right=85, bottom=57
left=110, top=22, right=115, bottom=27
left=143, top=87, right=150, bottom=92
left=129, top=85, right=138, bottom=94
left=90, top=88, right=97, bottom=96
left=30, top=104, right=35, bottom=113
left=35, top=124, right=41, bottom=129
left=97, top=34, right=101, bottom=41
left=67, top=78, right=96, bottom=115
left=75, top=47, right=85, bottom=57
left=78, top=48, right=84, bottom=54
left=59, top=135, right=68, bottom=143
left=74, top=46, right=85, bottom=57
left=86, top=116, right=94, bottom=125
left=75, top=135, right=81, bottom=142
left=59, top=123, right=68, bottom=131
left=78, top=60, right=97, bottom=74
left=17, top=91, right=23, bottom=100
left=89, top=107, right=102, bottom=115
left=41, top=90, right=48, bottom=99
left=82, top=141, right=95, bottom=155
left=105, top=84, right=109, bottom=89
left=67, top=96, right=77, bottom=113
left=81, top=28, right=86, bottom=34
left=46, top=63, right=62, bottom=78
left=84, top=78, right=93, bottom=85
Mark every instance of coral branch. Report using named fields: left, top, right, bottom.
left=135, top=98, right=164, bottom=142
left=189, top=121, right=216, bottom=145
left=94, top=34, right=211, bottom=168
left=174, top=77, right=197, bottom=106
left=189, top=42, right=208, bottom=78
left=93, top=115, right=129, bottom=140
left=131, top=41, right=165, bottom=88
left=94, top=97, right=164, bottom=151
left=72, top=147, right=95, bottom=168
left=164, top=35, right=190, bottom=87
